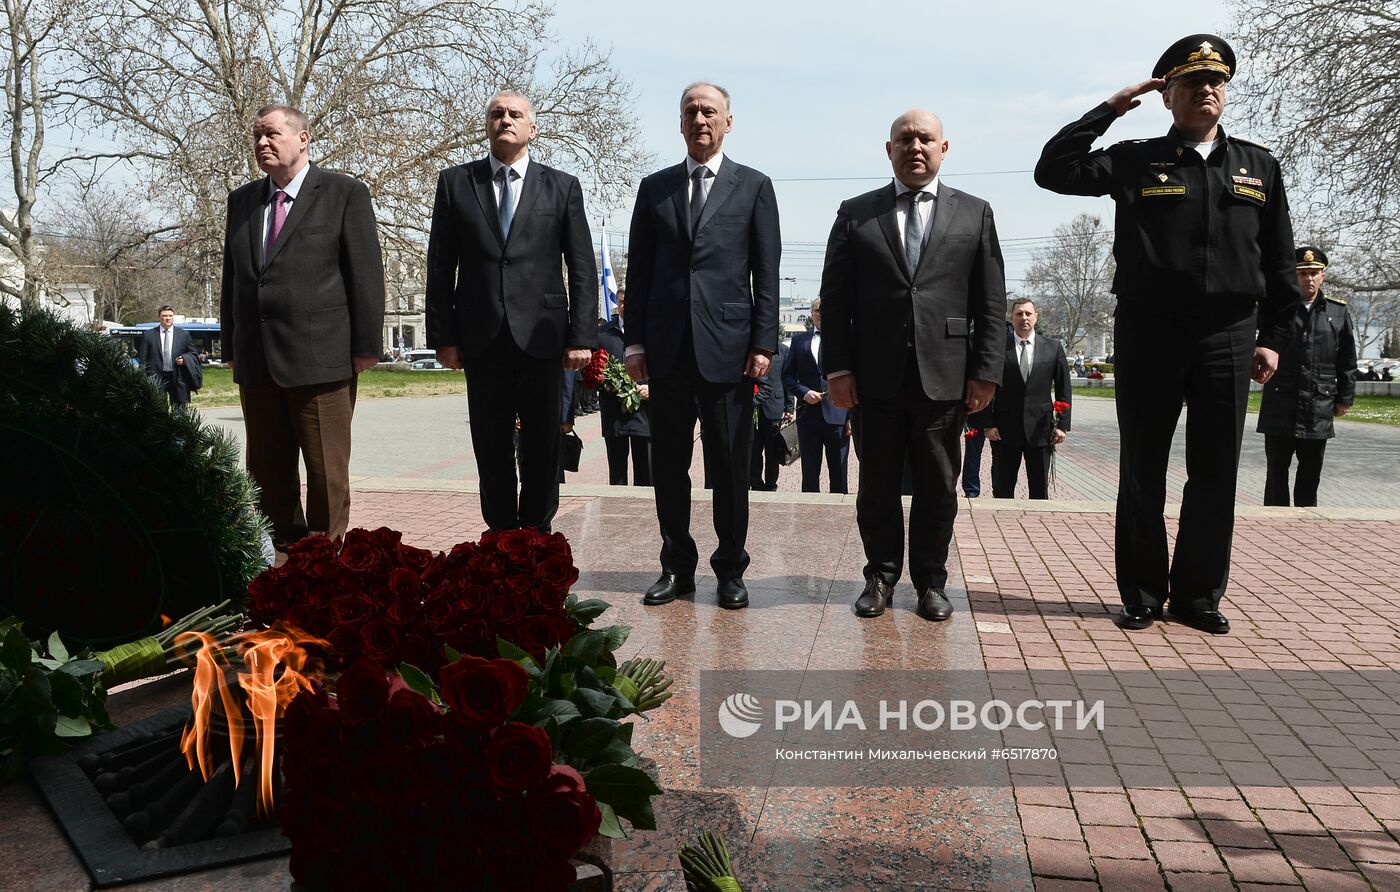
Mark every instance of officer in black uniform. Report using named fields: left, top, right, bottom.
left=1035, top=34, right=1301, bottom=634
left=1257, top=247, right=1356, bottom=507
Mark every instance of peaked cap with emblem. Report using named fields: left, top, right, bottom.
left=1295, top=246, right=1328, bottom=270
left=1154, top=34, right=1235, bottom=84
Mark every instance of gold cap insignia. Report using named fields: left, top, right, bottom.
left=1302, top=250, right=1315, bottom=263
left=1189, top=41, right=1221, bottom=64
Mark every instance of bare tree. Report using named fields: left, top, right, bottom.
left=1023, top=213, right=1115, bottom=352
left=1229, top=1, right=1400, bottom=292
left=62, top=0, right=650, bottom=293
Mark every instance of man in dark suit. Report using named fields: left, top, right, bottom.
left=596, top=287, right=651, bottom=486
left=986, top=298, right=1071, bottom=499
left=750, top=339, right=791, bottom=491
left=624, top=82, right=781, bottom=610
left=426, top=90, right=597, bottom=533
left=220, top=104, right=384, bottom=545
left=139, top=306, right=195, bottom=414
left=822, top=108, right=1005, bottom=622
left=783, top=297, right=850, bottom=493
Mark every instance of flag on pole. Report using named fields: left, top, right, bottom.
left=600, top=232, right=619, bottom=326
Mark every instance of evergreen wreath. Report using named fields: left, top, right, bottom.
left=0, top=303, right=267, bottom=646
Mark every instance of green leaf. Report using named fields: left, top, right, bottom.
left=46, top=632, right=69, bottom=662
left=397, top=663, right=441, bottom=703
left=602, top=625, right=631, bottom=654
left=584, top=763, right=664, bottom=808
left=567, top=598, right=611, bottom=626
left=572, top=686, right=621, bottom=719
left=48, top=670, right=84, bottom=717
left=535, top=697, right=583, bottom=725
left=0, top=626, right=30, bottom=675
left=611, top=795, right=657, bottom=832
left=496, top=637, right=533, bottom=664
left=597, top=802, right=626, bottom=839
left=56, top=659, right=104, bottom=681
left=562, top=630, right=608, bottom=665
left=53, top=714, right=92, bottom=738
left=442, top=645, right=463, bottom=663
left=564, top=717, right=622, bottom=761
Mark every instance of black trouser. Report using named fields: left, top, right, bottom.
left=797, top=410, right=849, bottom=493
left=851, top=351, right=964, bottom=590
left=648, top=360, right=753, bottom=580
left=465, top=334, right=562, bottom=532
left=1113, top=302, right=1254, bottom=614
left=605, top=435, right=651, bottom=486
left=750, top=414, right=782, bottom=489
left=1263, top=435, right=1327, bottom=507
left=990, top=440, right=1050, bottom=499
left=961, top=429, right=985, bottom=497
left=159, top=371, right=188, bottom=414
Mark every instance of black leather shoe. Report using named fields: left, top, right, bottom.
left=915, top=587, right=954, bottom=622
left=1115, top=605, right=1161, bottom=630
left=717, top=578, right=749, bottom=610
left=643, top=573, right=696, bottom=606
left=1167, top=607, right=1230, bottom=635
left=854, top=578, right=893, bottom=618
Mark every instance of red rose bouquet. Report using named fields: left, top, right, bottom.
left=280, top=654, right=602, bottom=891
left=584, top=346, right=643, bottom=414
left=1048, top=400, right=1071, bottom=488
left=246, top=527, right=580, bottom=675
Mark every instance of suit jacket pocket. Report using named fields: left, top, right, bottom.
left=544, top=293, right=567, bottom=308
left=946, top=317, right=969, bottom=337
left=309, top=306, right=350, bottom=368
left=722, top=302, right=751, bottom=321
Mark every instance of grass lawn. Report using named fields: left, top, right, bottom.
left=190, top=367, right=465, bottom=408
left=1071, top=386, right=1400, bottom=426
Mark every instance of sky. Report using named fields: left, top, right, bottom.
left=547, top=0, right=1235, bottom=303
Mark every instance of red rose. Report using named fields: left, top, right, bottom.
left=288, top=534, right=337, bottom=560
left=485, top=722, right=553, bottom=793
left=536, top=554, right=578, bottom=590
left=330, top=594, right=376, bottom=626
left=385, top=599, right=421, bottom=627
left=468, top=551, right=507, bottom=583
left=367, top=526, right=404, bottom=551
left=491, top=591, right=528, bottom=626
left=549, top=614, right=578, bottom=648
left=447, top=618, right=495, bottom=657
left=388, top=567, right=420, bottom=600
left=534, top=531, right=572, bottom=561
left=339, top=541, right=380, bottom=573
left=335, top=657, right=391, bottom=724
left=505, top=614, right=564, bottom=658
left=438, top=654, right=527, bottom=729
left=281, top=605, right=321, bottom=635
left=361, top=619, right=401, bottom=664
left=527, top=765, right=602, bottom=854
left=458, top=583, right=492, bottom=616
left=396, top=542, right=434, bottom=572
left=379, top=682, right=441, bottom=748
left=424, top=597, right=462, bottom=634
left=498, top=572, right=532, bottom=599
left=327, top=624, right=363, bottom=663
left=447, top=540, right=478, bottom=563
left=497, top=529, right=537, bottom=565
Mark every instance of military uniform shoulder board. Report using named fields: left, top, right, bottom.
left=1229, top=135, right=1273, bottom=153
left=1324, top=294, right=1348, bottom=306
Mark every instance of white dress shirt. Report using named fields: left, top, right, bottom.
left=488, top=152, right=530, bottom=219
left=262, top=162, right=311, bottom=262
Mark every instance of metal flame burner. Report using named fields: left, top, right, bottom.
left=29, top=706, right=290, bottom=887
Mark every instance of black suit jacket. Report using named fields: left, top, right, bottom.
left=220, top=163, right=385, bottom=387
left=819, top=181, right=1006, bottom=401
left=623, top=158, right=781, bottom=382
left=425, top=158, right=597, bottom=358
left=138, top=325, right=193, bottom=377
left=992, top=333, right=1071, bottom=445
left=783, top=330, right=847, bottom=425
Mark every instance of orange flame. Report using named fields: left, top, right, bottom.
left=179, top=627, right=325, bottom=815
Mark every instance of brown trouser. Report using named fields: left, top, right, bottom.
left=239, top=378, right=357, bottom=544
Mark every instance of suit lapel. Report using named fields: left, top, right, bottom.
left=507, top=162, right=544, bottom=246
left=874, top=185, right=910, bottom=279
left=666, top=164, right=689, bottom=240
left=471, top=160, right=506, bottom=248
left=922, top=182, right=959, bottom=274
left=249, top=180, right=269, bottom=272
left=695, top=160, right=739, bottom=235
left=264, top=164, right=321, bottom=268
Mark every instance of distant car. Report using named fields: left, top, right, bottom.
left=410, top=359, right=450, bottom=371
left=401, top=349, right=437, bottom=364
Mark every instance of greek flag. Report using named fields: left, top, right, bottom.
left=600, top=232, right=619, bottom=325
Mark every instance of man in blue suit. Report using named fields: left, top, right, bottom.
left=783, top=297, right=850, bottom=493
left=624, top=82, right=781, bottom=610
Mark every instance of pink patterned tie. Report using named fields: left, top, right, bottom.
left=266, top=190, right=288, bottom=255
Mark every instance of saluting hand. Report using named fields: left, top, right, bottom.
left=1107, top=78, right=1167, bottom=115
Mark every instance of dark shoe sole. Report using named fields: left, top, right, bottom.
left=718, top=597, right=749, bottom=610
left=916, top=606, right=953, bottom=622
left=1166, top=610, right=1230, bottom=635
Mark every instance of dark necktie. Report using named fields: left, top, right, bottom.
left=904, top=191, right=927, bottom=271
left=690, top=166, right=712, bottom=236
left=498, top=167, right=517, bottom=237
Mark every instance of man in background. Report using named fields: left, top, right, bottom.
left=985, top=298, right=1071, bottom=499
left=783, top=297, right=850, bottom=493
left=139, top=306, right=196, bottom=414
